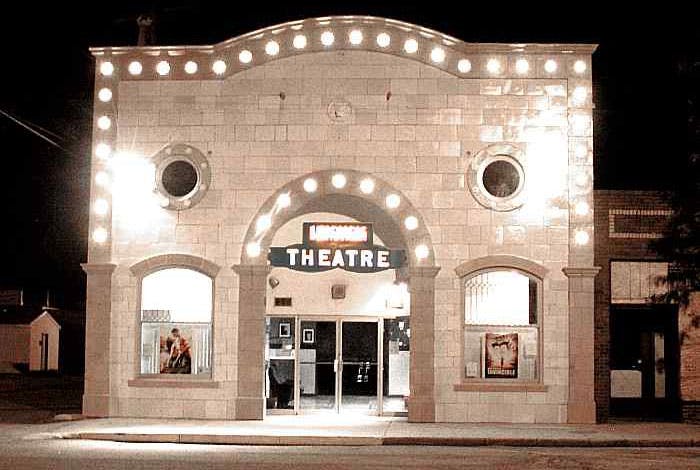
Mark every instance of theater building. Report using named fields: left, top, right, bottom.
left=83, top=16, right=599, bottom=423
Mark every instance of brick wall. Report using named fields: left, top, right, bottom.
left=680, top=292, right=700, bottom=423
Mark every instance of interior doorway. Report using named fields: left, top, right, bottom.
left=265, top=315, right=409, bottom=416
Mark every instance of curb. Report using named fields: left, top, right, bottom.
left=61, top=432, right=700, bottom=447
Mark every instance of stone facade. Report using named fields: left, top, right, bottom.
left=85, top=16, right=597, bottom=422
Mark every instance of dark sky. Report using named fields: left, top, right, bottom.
left=0, top=1, right=696, bottom=308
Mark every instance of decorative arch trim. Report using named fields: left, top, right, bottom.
left=239, top=169, right=435, bottom=267
left=129, top=253, right=221, bottom=279
left=454, top=255, right=548, bottom=280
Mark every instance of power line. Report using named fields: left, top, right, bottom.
left=0, top=107, right=67, bottom=152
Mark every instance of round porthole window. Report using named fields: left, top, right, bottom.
left=153, top=143, right=211, bottom=210
left=467, top=144, right=525, bottom=211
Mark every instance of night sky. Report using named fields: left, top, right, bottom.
left=0, top=2, right=696, bottom=309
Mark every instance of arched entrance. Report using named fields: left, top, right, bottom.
left=232, top=170, right=439, bottom=422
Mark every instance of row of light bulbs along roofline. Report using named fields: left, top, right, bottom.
left=89, top=168, right=593, bottom=256
left=96, top=29, right=588, bottom=78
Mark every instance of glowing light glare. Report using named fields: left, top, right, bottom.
left=212, top=60, right=227, bottom=75
left=544, top=59, right=558, bottom=73
left=385, top=194, right=401, bottom=209
left=403, top=38, right=418, bottom=54
left=320, top=31, right=335, bottom=46
left=158, top=195, right=170, bottom=208
left=128, top=61, right=143, bottom=75
left=184, top=61, right=198, bottom=74
left=95, top=143, right=112, bottom=159
left=256, top=214, right=272, bottom=233
left=99, top=61, right=114, bottom=76
left=515, top=58, right=529, bottom=74
left=575, top=172, right=589, bottom=187
left=572, top=86, right=587, bottom=106
left=97, top=88, right=112, bottom=102
left=265, top=40, right=280, bottom=56
left=430, top=47, right=446, bottom=63
left=572, top=114, right=590, bottom=134
left=575, top=201, right=590, bottom=216
left=574, top=230, right=590, bottom=246
left=415, top=244, right=429, bottom=259
left=457, top=59, right=472, bottom=73
left=94, top=198, right=109, bottom=216
left=376, top=32, right=391, bottom=48
left=404, top=216, right=419, bottom=231
left=303, top=178, right=318, bottom=193
left=276, top=192, right=291, bottom=208
left=293, top=34, right=307, bottom=49
left=92, top=227, right=108, bottom=243
left=359, top=178, right=375, bottom=194
left=156, top=60, right=170, bottom=76
left=246, top=242, right=261, bottom=258
left=574, top=59, right=587, bottom=74
left=486, top=58, right=501, bottom=74
left=331, top=173, right=347, bottom=189
left=96, top=116, right=112, bottom=131
left=386, top=282, right=408, bottom=309
left=95, top=171, right=110, bottom=187
left=239, top=50, right=253, bottom=64
left=349, top=30, right=363, bottom=45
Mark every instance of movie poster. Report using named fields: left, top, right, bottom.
left=485, top=333, right=518, bottom=378
left=157, top=326, right=193, bottom=374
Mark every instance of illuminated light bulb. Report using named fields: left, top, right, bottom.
left=97, top=116, right=111, bottom=131
left=386, top=194, right=401, bottom=209
left=303, top=178, right=318, bottom=193
left=376, top=32, right=391, bottom=48
left=415, top=244, right=429, bottom=259
left=574, top=230, right=590, bottom=245
left=184, top=61, right=198, bottom=74
left=128, top=61, right=142, bottom=75
left=276, top=193, right=291, bottom=208
left=95, top=143, right=112, bottom=159
left=97, top=88, right=112, bottom=102
left=403, top=38, right=418, bottom=54
left=349, top=30, right=363, bottom=45
left=404, top=216, right=419, bottom=231
left=486, top=58, right=501, bottom=74
left=94, top=198, right=109, bottom=216
left=430, top=47, right=446, bottom=63
left=457, top=59, right=472, bottom=73
left=574, top=60, right=587, bottom=74
left=544, top=59, right=558, bottom=73
left=359, top=178, right=375, bottom=194
left=246, top=242, right=261, bottom=258
left=212, top=60, right=227, bottom=75
left=575, top=172, right=589, bottom=188
left=572, top=86, right=587, bottom=106
left=239, top=50, right=253, bottom=64
left=92, top=227, right=108, bottom=243
left=293, top=34, right=307, bottom=49
left=575, top=144, right=588, bottom=160
left=95, top=171, right=110, bottom=187
left=99, top=61, right=114, bottom=76
left=158, top=196, right=170, bottom=208
left=575, top=201, right=590, bottom=216
left=156, top=60, right=170, bottom=76
left=320, top=31, right=335, bottom=46
left=331, top=173, right=347, bottom=189
left=265, top=40, right=280, bottom=56
left=572, top=114, right=589, bottom=134
left=515, top=58, right=529, bottom=74
left=256, top=214, right=272, bottom=233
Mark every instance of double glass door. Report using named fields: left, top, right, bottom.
left=266, top=317, right=381, bottom=415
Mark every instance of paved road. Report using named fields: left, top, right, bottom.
left=1, top=424, right=699, bottom=470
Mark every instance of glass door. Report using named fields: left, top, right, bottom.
left=340, top=320, right=380, bottom=414
left=298, top=320, right=338, bottom=413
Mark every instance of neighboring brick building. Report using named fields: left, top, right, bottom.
left=83, top=16, right=599, bottom=423
left=595, top=190, right=699, bottom=423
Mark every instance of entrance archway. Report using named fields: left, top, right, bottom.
left=232, top=170, right=439, bottom=421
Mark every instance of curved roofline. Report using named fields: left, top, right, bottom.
left=90, top=15, right=597, bottom=55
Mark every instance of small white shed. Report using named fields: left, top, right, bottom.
left=0, top=307, right=60, bottom=371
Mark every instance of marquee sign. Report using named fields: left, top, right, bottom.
left=268, top=222, right=406, bottom=273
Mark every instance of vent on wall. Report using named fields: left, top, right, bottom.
left=331, top=284, right=346, bottom=299
left=274, top=297, right=292, bottom=307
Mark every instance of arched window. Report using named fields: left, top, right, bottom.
left=463, top=269, right=541, bottom=382
left=139, top=268, right=213, bottom=377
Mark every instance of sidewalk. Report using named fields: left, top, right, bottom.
left=39, top=415, right=700, bottom=447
